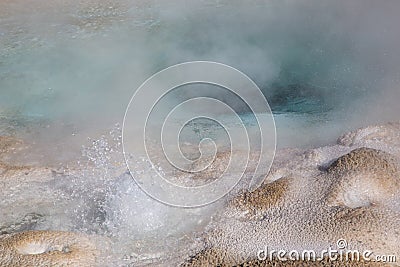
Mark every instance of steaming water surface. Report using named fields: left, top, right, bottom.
left=1, top=0, right=400, bottom=265
left=1, top=0, right=400, bottom=160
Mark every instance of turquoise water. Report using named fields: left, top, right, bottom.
left=1, top=1, right=399, bottom=161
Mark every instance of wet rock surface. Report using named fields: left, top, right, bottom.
left=1, top=123, right=400, bottom=266
left=181, top=122, right=400, bottom=266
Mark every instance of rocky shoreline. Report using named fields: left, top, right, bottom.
left=1, top=122, right=400, bottom=266
left=180, top=122, right=400, bottom=266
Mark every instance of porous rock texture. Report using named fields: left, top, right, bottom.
left=181, top=122, right=400, bottom=266
left=0, top=136, right=108, bottom=267
left=2, top=123, right=400, bottom=266
left=0, top=230, right=98, bottom=267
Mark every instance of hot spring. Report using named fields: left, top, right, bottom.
left=1, top=0, right=399, bottom=266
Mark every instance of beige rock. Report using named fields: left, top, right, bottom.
left=181, top=124, right=400, bottom=266
left=0, top=230, right=98, bottom=267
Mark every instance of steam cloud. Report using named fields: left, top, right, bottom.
left=1, top=0, right=399, bottom=151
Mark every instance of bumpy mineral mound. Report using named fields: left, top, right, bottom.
left=181, top=122, right=400, bottom=266
left=0, top=137, right=109, bottom=266
left=2, top=123, right=400, bottom=266
left=326, top=147, right=398, bottom=176
left=0, top=230, right=98, bottom=267
left=326, top=147, right=400, bottom=208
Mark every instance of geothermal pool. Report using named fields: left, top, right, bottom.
left=1, top=0, right=400, bottom=266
